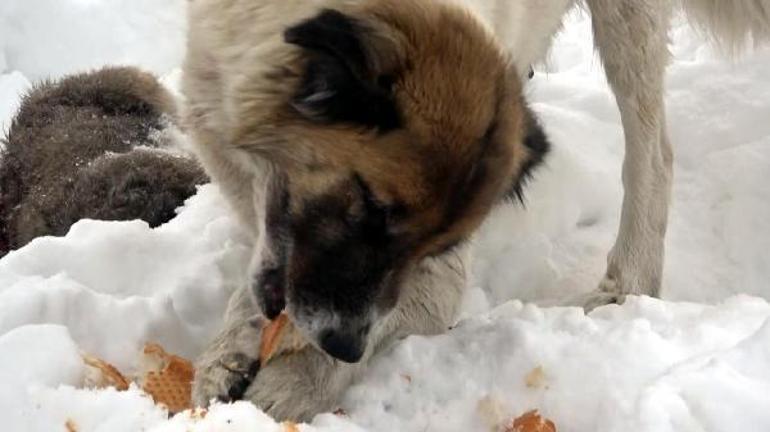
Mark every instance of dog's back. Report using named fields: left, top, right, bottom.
left=0, top=67, right=207, bottom=255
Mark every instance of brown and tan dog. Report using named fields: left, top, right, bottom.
left=183, top=0, right=548, bottom=420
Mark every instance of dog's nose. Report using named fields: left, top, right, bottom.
left=319, top=329, right=365, bottom=363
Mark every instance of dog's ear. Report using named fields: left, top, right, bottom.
left=509, top=109, right=550, bottom=203
left=284, top=9, right=400, bottom=131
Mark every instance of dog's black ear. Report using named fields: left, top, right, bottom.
left=508, top=109, right=550, bottom=203
left=284, top=9, right=400, bottom=131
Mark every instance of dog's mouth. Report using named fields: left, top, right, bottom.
left=254, top=268, right=286, bottom=320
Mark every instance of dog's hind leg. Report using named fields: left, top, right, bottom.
left=579, top=0, right=674, bottom=310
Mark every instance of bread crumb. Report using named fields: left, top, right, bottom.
left=505, top=410, right=556, bottom=432
left=82, top=354, right=130, bottom=391
left=259, top=313, right=307, bottom=365
left=65, top=419, right=78, bottom=432
left=477, top=395, right=506, bottom=431
left=525, top=366, right=546, bottom=389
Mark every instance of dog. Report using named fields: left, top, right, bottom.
left=182, top=0, right=770, bottom=422
left=463, top=0, right=770, bottom=311
left=0, top=67, right=208, bottom=256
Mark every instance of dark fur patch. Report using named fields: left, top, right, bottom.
left=285, top=177, right=405, bottom=317
left=508, top=108, right=550, bottom=203
left=0, top=67, right=207, bottom=257
left=253, top=174, right=291, bottom=319
left=284, top=9, right=401, bottom=131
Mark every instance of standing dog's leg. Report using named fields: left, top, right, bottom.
left=581, top=0, right=674, bottom=310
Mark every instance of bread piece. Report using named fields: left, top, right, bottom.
left=259, top=313, right=308, bottom=365
left=138, top=343, right=195, bottom=413
left=283, top=422, right=301, bottom=432
left=82, top=354, right=130, bottom=391
left=506, top=410, right=556, bottom=432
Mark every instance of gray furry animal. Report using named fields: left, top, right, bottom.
left=183, top=0, right=770, bottom=422
left=0, top=67, right=208, bottom=256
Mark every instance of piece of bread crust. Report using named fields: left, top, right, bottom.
left=138, top=343, right=195, bottom=413
left=506, top=410, right=556, bottom=432
left=259, top=313, right=308, bottom=365
left=82, top=354, right=130, bottom=391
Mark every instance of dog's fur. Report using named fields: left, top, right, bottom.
left=183, top=0, right=770, bottom=422
left=0, top=67, right=208, bottom=256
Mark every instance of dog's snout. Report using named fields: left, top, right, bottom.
left=319, top=328, right=366, bottom=363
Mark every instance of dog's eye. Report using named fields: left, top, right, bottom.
left=353, top=174, right=401, bottom=234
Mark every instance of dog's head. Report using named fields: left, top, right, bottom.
left=236, top=1, right=549, bottom=362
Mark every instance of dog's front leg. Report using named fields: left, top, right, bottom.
left=192, top=285, right=265, bottom=406
left=241, top=245, right=470, bottom=422
left=193, top=242, right=469, bottom=421
left=580, top=0, right=674, bottom=309
left=191, top=266, right=349, bottom=421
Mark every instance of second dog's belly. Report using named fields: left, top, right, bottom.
left=456, top=0, right=576, bottom=76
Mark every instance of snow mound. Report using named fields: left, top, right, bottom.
left=0, top=185, right=251, bottom=370
left=344, top=296, right=770, bottom=431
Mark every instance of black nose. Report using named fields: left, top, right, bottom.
left=319, top=329, right=365, bottom=363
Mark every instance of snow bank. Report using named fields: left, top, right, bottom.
left=1, top=1, right=770, bottom=432
left=4, top=296, right=770, bottom=431
left=344, top=296, right=770, bottom=432
left=0, top=186, right=251, bottom=370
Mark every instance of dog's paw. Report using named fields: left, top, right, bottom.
left=581, top=289, right=625, bottom=312
left=244, top=347, right=347, bottom=422
left=556, top=275, right=626, bottom=312
left=557, top=288, right=624, bottom=312
left=583, top=273, right=631, bottom=312
left=192, top=319, right=263, bottom=407
left=193, top=351, right=260, bottom=405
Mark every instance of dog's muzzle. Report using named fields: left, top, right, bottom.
left=317, top=321, right=371, bottom=363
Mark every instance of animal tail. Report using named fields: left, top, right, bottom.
left=679, top=0, right=770, bottom=52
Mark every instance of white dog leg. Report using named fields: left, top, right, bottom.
left=581, top=0, right=674, bottom=310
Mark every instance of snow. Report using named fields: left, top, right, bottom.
left=0, top=0, right=186, bottom=82
left=1, top=1, right=770, bottom=432
left=0, top=70, right=30, bottom=135
left=345, top=296, right=770, bottom=431
left=0, top=186, right=251, bottom=370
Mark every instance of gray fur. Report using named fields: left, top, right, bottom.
left=0, top=67, right=208, bottom=256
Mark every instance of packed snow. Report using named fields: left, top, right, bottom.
left=1, top=1, right=770, bottom=431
